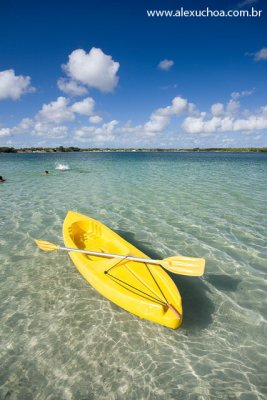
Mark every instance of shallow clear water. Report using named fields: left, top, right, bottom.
left=0, top=152, right=266, bottom=400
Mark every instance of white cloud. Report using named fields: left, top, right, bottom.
left=233, top=115, right=267, bottom=131
left=144, top=96, right=189, bottom=134
left=0, top=127, right=12, bottom=137
left=75, top=120, right=119, bottom=142
left=231, top=89, right=254, bottom=100
left=226, top=99, right=240, bottom=115
left=182, top=116, right=232, bottom=134
left=260, top=105, right=267, bottom=116
left=182, top=105, right=267, bottom=134
left=0, top=69, right=35, bottom=100
left=0, top=118, right=33, bottom=138
left=210, top=99, right=240, bottom=117
left=5, top=95, right=102, bottom=140
left=33, top=121, right=69, bottom=138
left=57, top=78, right=88, bottom=96
left=144, top=115, right=169, bottom=134
left=17, top=118, right=33, bottom=131
left=121, top=121, right=143, bottom=135
left=160, top=84, right=178, bottom=90
left=254, top=47, right=267, bottom=61
left=37, top=97, right=74, bottom=123
left=63, top=47, right=120, bottom=92
left=158, top=59, right=174, bottom=71
left=121, top=96, right=191, bottom=138
left=89, top=115, right=103, bottom=124
left=45, top=125, right=69, bottom=139
left=71, top=97, right=95, bottom=116
left=211, top=103, right=224, bottom=116
left=0, top=100, right=72, bottom=140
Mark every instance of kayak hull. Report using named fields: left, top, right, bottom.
left=63, top=211, right=183, bottom=329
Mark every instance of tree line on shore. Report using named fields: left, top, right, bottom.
left=0, top=146, right=267, bottom=153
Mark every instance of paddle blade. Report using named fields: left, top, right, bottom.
left=35, top=239, right=60, bottom=252
left=160, top=256, right=205, bottom=276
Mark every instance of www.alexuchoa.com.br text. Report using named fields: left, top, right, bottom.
left=147, top=7, right=263, bottom=18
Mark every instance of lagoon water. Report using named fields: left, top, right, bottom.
left=0, top=151, right=266, bottom=400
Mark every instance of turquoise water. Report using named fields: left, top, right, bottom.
left=0, top=152, right=266, bottom=400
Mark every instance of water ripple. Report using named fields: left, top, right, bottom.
left=0, top=152, right=267, bottom=399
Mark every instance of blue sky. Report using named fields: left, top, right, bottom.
left=0, top=0, right=266, bottom=148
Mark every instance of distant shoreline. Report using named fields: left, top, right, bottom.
left=0, top=146, right=267, bottom=153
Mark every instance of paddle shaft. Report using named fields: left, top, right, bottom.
left=35, top=239, right=205, bottom=276
left=59, top=246, right=160, bottom=265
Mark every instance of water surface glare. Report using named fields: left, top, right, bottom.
left=0, top=152, right=266, bottom=399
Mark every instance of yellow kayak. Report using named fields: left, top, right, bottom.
left=63, top=211, right=183, bottom=329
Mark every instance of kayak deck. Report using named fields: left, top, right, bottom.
left=63, top=211, right=182, bottom=329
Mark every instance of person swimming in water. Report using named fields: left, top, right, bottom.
left=43, top=171, right=49, bottom=175
left=0, top=176, right=6, bottom=183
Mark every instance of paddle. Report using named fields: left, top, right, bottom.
left=35, top=239, right=205, bottom=277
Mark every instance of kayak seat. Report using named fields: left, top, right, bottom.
left=70, top=221, right=101, bottom=249
left=69, top=219, right=130, bottom=257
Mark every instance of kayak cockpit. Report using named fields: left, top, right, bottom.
left=68, top=220, right=129, bottom=255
